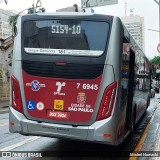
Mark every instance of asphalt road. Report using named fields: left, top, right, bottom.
left=0, top=100, right=9, bottom=114
left=0, top=96, right=158, bottom=160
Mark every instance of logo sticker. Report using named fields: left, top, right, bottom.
left=36, top=102, right=44, bottom=111
left=77, top=92, right=86, bottom=104
left=54, top=82, right=66, bottom=96
left=54, top=100, right=64, bottom=110
left=27, top=100, right=36, bottom=110
left=26, top=80, right=45, bottom=91
left=68, top=103, right=93, bottom=113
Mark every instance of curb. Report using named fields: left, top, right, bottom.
left=1, top=105, right=9, bottom=109
left=0, top=107, right=9, bottom=114
left=0, top=100, right=10, bottom=113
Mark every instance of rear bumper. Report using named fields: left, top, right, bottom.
left=9, top=107, right=117, bottom=145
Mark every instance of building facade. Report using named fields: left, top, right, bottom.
left=0, top=9, right=17, bottom=39
left=121, top=15, right=145, bottom=52
left=0, top=9, right=16, bottom=82
left=0, top=36, right=13, bottom=82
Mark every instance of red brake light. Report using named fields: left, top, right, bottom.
left=103, top=134, right=111, bottom=138
left=11, top=75, right=23, bottom=113
left=96, top=82, right=117, bottom=121
left=55, top=62, right=66, bottom=66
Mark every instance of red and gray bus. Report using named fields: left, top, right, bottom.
left=9, top=12, right=151, bottom=145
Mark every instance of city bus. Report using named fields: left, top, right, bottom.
left=9, top=12, right=151, bottom=146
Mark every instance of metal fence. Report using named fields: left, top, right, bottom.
left=0, top=79, right=10, bottom=100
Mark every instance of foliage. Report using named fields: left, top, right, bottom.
left=150, top=56, right=160, bottom=80
left=28, top=7, right=36, bottom=14
left=8, top=15, right=17, bottom=26
left=150, top=56, right=160, bottom=66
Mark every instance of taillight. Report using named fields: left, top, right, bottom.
left=11, top=75, right=23, bottom=113
left=96, top=82, right=117, bottom=121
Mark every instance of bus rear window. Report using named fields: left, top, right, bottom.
left=23, top=20, right=109, bottom=56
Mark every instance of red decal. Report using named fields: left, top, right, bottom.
left=22, top=70, right=102, bottom=122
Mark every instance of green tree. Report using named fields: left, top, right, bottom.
left=27, top=7, right=36, bottom=14
left=150, top=56, right=160, bottom=66
left=8, top=15, right=17, bottom=26
left=150, top=56, right=160, bottom=80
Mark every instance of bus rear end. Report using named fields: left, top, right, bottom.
left=9, top=13, right=120, bottom=145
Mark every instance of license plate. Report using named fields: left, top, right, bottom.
left=47, top=110, right=69, bottom=119
left=54, top=99, right=64, bottom=110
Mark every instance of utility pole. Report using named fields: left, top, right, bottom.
left=0, top=0, right=7, bottom=4
left=33, top=0, right=35, bottom=13
left=4, top=0, right=7, bottom=4
left=153, top=0, right=160, bottom=43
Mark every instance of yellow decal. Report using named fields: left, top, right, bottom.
left=54, top=100, right=64, bottom=110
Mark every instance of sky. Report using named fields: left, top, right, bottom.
left=0, top=0, right=159, bottom=59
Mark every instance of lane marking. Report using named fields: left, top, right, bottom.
left=152, top=114, right=160, bottom=160
left=0, top=136, right=40, bottom=151
left=0, top=109, right=9, bottom=112
left=133, top=116, right=154, bottom=152
left=0, top=122, right=8, bottom=127
left=129, top=107, right=157, bottom=160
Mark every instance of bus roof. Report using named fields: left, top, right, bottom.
left=28, top=12, right=95, bottom=17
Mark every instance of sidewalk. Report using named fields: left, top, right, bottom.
left=130, top=96, right=160, bottom=160
left=139, top=100, right=160, bottom=152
